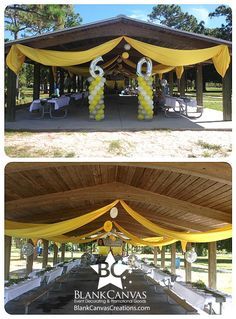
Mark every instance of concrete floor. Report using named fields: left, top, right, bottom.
left=5, top=267, right=187, bottom=315
left=5, top=95, right=232, bottom=131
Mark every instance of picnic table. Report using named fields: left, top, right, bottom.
left=29, top=96, right=70, bottom=119
left=4, top=277, right=41, bottom=305
left=172, top=281, right=229, bottom=314
left=163, top=95, right=203, bottom=118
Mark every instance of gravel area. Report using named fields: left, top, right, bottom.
left=5, top=130, right=232, bottom=158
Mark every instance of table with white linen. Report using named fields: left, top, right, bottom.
left=44, top=267, right=63, bottom=284
left=4, top=277, right=41, bottom=305
left=71, top=92, right=83, bottom=101
left=150, top=268, right=171, bottom=286
left=141, top=263, right=154, bottom=274
left=172, top=281, right=227, bottom=314
left=30, top=98, right=71, bottom=112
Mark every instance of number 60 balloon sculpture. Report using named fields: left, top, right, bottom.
left=136, top=57, right=154, bottom=120
left=88, top=56, right=106, bottom=121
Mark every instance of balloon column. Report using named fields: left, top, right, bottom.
left=136, top=57, right=154, bottom=120
left=88, top=56, right=106, bottom=121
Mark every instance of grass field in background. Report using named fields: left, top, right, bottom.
left=16, top=86, right=223, bottom=111
left=9, top=247, right=232, bottom=294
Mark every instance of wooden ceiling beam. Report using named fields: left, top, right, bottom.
left=6, top=182, right=231, bottom=223
left=5, top=162, right=231, bottom=185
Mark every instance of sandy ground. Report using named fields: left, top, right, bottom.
left=5, top=130, right=232, bottom=158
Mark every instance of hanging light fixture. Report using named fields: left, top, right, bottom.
left=110, top=207, right=118, bottom=218
left=117, top=57, right=122, bottom=63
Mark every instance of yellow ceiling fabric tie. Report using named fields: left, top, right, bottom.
left=181, top=240, right=188, bottom=252
left=5, top=200, right=119, bottom=238
left=6, top=37, right=123, bottom=74
left=124, top=36, right=230, bottom=77
left=120, top=200, right=232, bottom=243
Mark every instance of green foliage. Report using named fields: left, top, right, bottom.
left=5, top=276, right=29, bottom=287
left=141, top=246, right=153, bottom=254
left=148, top=4, right=232, bottom=41
left=208, top=5, right=232, bottom=41
left=5, top=4, right=82, bottom=39
left=148, top=4, right=205, bottom=33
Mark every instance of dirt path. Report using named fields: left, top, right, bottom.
left=5, top=130, right=232, bottom=158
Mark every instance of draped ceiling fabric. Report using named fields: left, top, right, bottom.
left=5, top=200, right=232, bottom=248
left=6, top=36, right=230, bottom=77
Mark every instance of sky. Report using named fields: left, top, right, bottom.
left=74, top=4, right=227, bottom=28
left=5, top=4, right=228, bottom=40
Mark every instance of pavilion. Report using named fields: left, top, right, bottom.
left=5, top=15, right=232, bottom=124
left=5, top=162, right=232, bottom=296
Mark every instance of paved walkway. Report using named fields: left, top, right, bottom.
left=5, top=267, right=187, bottom=314
left=5, top=96, right=232, bottom=131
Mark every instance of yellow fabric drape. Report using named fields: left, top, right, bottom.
left=5, top=200, right=119, bottom=238
left=124, top=36, right=230, bottom=77
left=47, top=232, right=105, bottom=244
left=114, top=222, right=164, bottom=246
left=63, top=56, right=120, bottom=77
left=120, top=200, right=232, bottom=243
left=46, top=226, right=104, bottom=243
left=6, top=36, right=230, bottom=77
left=6, top=37, right=123, bottom=74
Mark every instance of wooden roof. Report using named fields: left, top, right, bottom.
left=5, top=15, right=232, bottom=59
left=5, top=163, right=232, bottom=239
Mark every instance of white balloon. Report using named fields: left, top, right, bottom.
left=137, top=57, right=153, bottom=77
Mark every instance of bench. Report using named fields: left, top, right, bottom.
left=164, top=288, right=199, bottom=314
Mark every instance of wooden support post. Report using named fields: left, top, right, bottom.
left=61, top=243, right=66, bottom=262
left=42, top=239, right=49, bottom=268
left=6, top=67, right=17, bottom=121
left=26, top=239, right=34, bottom=275
left=196, top=64, right=203, bottom=106
left=33, top=63, right=40, bottom=100
left=77, top=76, right=81, bottom=92
left=171, top=243, right=176, bottom=274
left=59, top=69, right=65, bottom=95
left=223, top=61, right=232, bottom=120
left=208, top=242, right=217, bottom=289
left=72, top=75, right=76, bottom=92
left=153, top=247, right=158, bottom=266
left=5, top=235, right=12, bottom=280
left=81, top=76, right=84, bottom=91
left=49, top=67, right=54, bottom=96
left=169, top=71, right=174, bottom=95
left=53, top=243, right=58, bottom=265
left=180, top=71, right=185, bottom=96
left=161, top=247, right=165, bottom=269
left=185, top=243, right=192, bottom=282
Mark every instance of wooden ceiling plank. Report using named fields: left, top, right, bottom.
left=6, top=182, right=231, bottom=223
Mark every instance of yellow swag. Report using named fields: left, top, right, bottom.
left=5, top=200, right=119, bottom=238
left=124, top=36, right=230, bottom=77
left=6, top=36, right=230, bottom=77
left=120, top=200, right=232, bottom=243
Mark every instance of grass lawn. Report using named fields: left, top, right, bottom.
left=9, top=247, right=232, bottom=294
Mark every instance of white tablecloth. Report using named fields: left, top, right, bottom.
left=47, top=96, right=70, bottom=110
left=29, top=96, right=70, bottom=112
left=44, top=267, right=63, bottom=284
left=164, top=96, right=182, bottom=108
left=71, top=93, right=83, bottom=100
left=151, top=268, right=171, bottom=285
left=172, top=281, right=217, bottom=310
left=4, top=277, right=41, bottom=304
left=141, top=263, right=153, bottom=274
